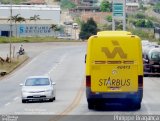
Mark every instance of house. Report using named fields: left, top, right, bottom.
left=141, top=0, right=160, bottom=4
left=126, top=2, right=139, bottom=12
left=69, top=5, right=100, bottom=14
left=71, top=0, right=98, bottom=6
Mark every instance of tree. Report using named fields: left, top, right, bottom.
left=50, top=24, right=57, bottom=28
left=50, top=24, right=58, bottom=37
left=30, top=15, right=40, bottom=36
left=117, top=24, right=123, bottom=30
left=135, top=19, right=146, bottom=27
left=145, top=20, right=154, bottom=28
left=154, top=2, right=160, bottom=13
left=8, top=14, right=25, bottom=37
left=79, top=18, right=98, bottom=40
left=17, top=16, right=26, bottom=37
left=17, top=17, right=26, bottom=23
left=100, top=0, right=111, bottom=12
left=106, top=15, right=112, bottom=22
left=61, top=0, right=76, bottom=9
left=135, top=13, right=145, bottom=19
left=134, top=19, right=153, bottom=28
left=30, top=15, right=40, bottom=24
left=1, top=0, right=10, bottom=4
left=139, top=2, right=147, bottom=11
left=50, top=24, right=61, bottom=37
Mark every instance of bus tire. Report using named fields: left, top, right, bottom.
left=88, top=103, right=94, bottom=109
left=133, top=103, right=141, bottom=110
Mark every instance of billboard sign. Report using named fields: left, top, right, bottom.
left=113, top=3, right=123, bottom=17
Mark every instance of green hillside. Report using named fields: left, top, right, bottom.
left=1, top=0, right=27, bottom=4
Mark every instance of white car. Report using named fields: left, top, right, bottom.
left=72, top=23, right=78, bottom=29
left=20, top=76, right=56, bottom=103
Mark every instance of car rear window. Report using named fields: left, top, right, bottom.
left=25, top=78, right=50, bottom=86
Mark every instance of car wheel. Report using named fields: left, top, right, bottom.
left=53, top=97, right=56, bottom=100
left=49, top=98, right=54, bottom=102
left=22, top=99, right=27, bottom=103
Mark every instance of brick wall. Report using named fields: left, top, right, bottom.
left=81, top=12, right=112, bottom=24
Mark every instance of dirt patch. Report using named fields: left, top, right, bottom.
left=0, top=55, right=29, bottom=77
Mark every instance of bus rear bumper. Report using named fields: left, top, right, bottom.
left=86, top=88, right=143, bottom=106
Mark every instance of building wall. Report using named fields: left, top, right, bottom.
left=126, top=0, right=139, bottom=2
left=0, top=24, right=56, bottom=37
left=126, top=2, right=139, bottom=13
left=0, top=5, right=61, bottom=24
left=81, top=12, right=111, bottom=24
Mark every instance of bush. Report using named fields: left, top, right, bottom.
left=106, top=15, right=112, bottom=22
left=100, top=0, right=111, bottom=12
left=135, top=13, right=145, bottom=19
left=1, top=0, right=26, bottom=4
left=22, top=39, right=29, bottom=42
left=134, top=19, right=154, bottom=28
left=100, top=24, right=112, bottom=30
left=153, top=2, right=160, bottom=13
left=79, top=18, right=98, bottom=40
left=146, top=20, right=154, bottom=28
left=128, top=28, right=154, bottom=40
left=117, top=24, right=123, bottom=30
left=60, top=0, right=76, bottom=9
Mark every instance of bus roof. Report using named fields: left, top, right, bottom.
left=97, top=31, right=132, bottom=36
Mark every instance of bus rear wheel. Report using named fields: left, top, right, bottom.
left=88, top=103, right=94, bottom=109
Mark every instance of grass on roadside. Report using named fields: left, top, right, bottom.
left=0, top=55, right=28, bottom=75
left=0, top=37, right=80, bottom=43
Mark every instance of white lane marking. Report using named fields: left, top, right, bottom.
left=46, top=54, right=67, bottom=75
left=15, top=111, right=56, bottom=115
left=25, top=51, right=49, bottom=67
left=5, top=102, right=11, bottom=106
left=14, top=97, right=20, bottom=101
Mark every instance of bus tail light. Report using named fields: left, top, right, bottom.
left=138, top=75, right=143, bottom=88
left=86, top=76, right=91, bottom=87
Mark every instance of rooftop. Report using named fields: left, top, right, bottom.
left=0, top=5, right=60, bottom=11
left=126, top=2, right=139, bottom=6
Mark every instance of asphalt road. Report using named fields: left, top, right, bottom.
left=0, top=42, right=160, bottom=121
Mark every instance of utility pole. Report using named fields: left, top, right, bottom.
left=74, top=28, right=76, bottom=40
left=123, top=0, right=126, bottom=31
left=9, top=0, right=12, bottom=62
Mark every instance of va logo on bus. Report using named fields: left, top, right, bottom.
left=102, top=40, right=127, bottom=59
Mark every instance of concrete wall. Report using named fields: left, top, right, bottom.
left=0, top=5, right=61, bottom=24
left=0, top=24, right=57, bottom=37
